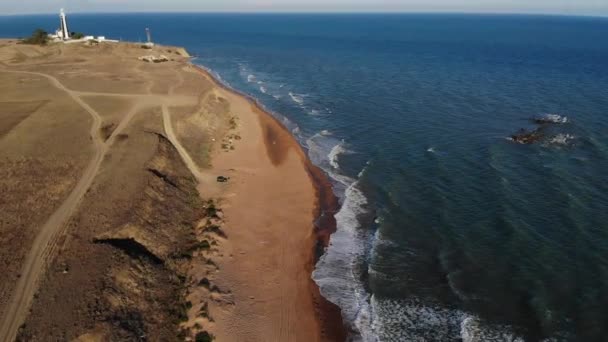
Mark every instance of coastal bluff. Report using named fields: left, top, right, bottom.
left=0, top=40, right=343, bottom=341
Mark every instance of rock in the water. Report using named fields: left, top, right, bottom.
left=510, top=128, right=545, bottom=144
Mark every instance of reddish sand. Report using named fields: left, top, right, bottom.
left=192, top=67, right=346, bottom=341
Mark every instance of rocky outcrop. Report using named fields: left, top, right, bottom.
left=510, top=114, right=572, bottom=145
left=510, top=128, right=545, bottom=144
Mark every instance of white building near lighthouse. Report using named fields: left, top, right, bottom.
left=48, top=9, right=118, bottom=44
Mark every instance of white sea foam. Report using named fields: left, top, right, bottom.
left=460, top=316, right=525, bottom=342
left=427, top=147, right=436, bottom=153
left=247, top=74, right=256, bottom=83
left=369, top=229, right=400, bottom=250
left=340, top=219, right=539, bottom=341
left=310, top=109, right=321, bottom=116
left=289, top=92, right=305, bottom=105
left=273, top=94, right=281, bottom=100
left=313, top=179, right=371, bottom=339
left=328, top=142, right=349, bottom=169
left=365, top=296, right=528, bottom=342
left=309, top=131, right=368, bottom=338
left=306, top=131, right=337, bottom=166
left=306, top=132, right=355, bottom=187
left=259, top=86, right=267, bottom=94
left=548, top=133, right=575, bottom=146
left=542, top=114, right=569, bottom=124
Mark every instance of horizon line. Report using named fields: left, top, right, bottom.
left=0, top=10, right=607, bottom=19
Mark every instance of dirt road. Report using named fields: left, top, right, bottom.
left=161, top=105, right=203, bottom=182
left=0, top=70, right=106, bottom=342
left=0, top=60, right=206, bottom=340
left=0, top=69, right=195, bottom=341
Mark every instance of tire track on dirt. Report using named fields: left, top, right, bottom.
left=0, top=70, right=149, bottom=342
left=161, top=105, right=202, bottom=182
left=0, top=70, right=105, bottom=342
left=158, top=68, right=204, bottom=183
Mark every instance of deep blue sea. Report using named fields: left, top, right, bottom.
left=2, top=13, right=608, bottom=341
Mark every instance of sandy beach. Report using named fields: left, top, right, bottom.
left=0, top=39, right=344, bottom=341
left=185, top=67, right=345, bottom=341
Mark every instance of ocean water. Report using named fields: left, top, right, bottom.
left=2, top=13, right=608, bottom=341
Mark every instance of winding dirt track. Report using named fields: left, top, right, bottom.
left=162, top=105, right=202, bottom=181
left=162, top=67, right=206, bottom=183
left=0, top=70, right=105, bottom=342
left=0, top=65, right=204, bottom=341
left=161, top=69, right=195, bottom=178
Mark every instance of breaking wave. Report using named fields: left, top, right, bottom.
left=240, top=68, right=286, bottom=101
left=306, top=132, right=354, bottom=191
left=538, top=114, right=569, bottom=124
left=289, top=92, right=305, bottom=105
left=306, top=126, right=376, bottom=340
left=364, top=295, right=563, bottom=342
left=313, top=177, right=372, bottom=340
left=328, top=142, right=349, bottom=170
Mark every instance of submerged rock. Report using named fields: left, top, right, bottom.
left=510, top=128, right=545, bottom=144
left=511, top=113, right=574, bottom=145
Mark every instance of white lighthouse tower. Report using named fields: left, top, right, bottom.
left=57, top=8, right=70, bottom=40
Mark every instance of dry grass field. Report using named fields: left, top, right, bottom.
left=0, top=70, right=93, bottom=318
left=0, top=40, right=234, bottom=341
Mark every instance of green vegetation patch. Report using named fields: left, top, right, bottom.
left=21, top=29, right=49, bottom=45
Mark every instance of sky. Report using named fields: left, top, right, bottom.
left=1, top=0, right=607, bottom=16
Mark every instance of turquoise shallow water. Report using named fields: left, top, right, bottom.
left=2, top=13, right=608, bottom=341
